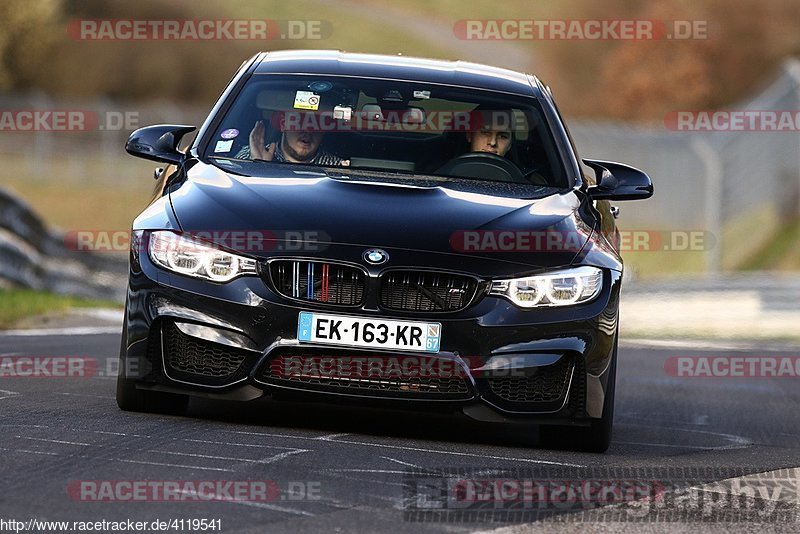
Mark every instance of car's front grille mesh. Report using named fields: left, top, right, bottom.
left=163, top=322, right=247, bottom=378
left=379, top=271, right=477, bottom=312
left=269, top=260, right=365, bottom=306
left=260, top=350, right=473, bottom=399
left=486, top=358, right=573, bottom=403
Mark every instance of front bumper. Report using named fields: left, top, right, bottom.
left=122, top=248, right=621, bottom=425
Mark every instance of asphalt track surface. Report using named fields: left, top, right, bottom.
left=0, top=332, right=798, bottom=533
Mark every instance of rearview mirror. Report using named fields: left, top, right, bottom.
left=125, top=124, right=196, bottom=165
left=583, top=159, right=653, bottom=201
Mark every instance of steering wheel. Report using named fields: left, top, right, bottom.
left=521, top=163, right=550, bottom=185
left=436, top=152, right=524, bottom=183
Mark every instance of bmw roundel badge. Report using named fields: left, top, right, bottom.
left=363, top=248, right=389, bottom=265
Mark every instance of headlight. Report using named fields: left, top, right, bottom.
left=148, top=231, right=257, bottom=282
left=490, top=266, right=602, bottom=308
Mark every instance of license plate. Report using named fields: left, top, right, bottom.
left=297, top=312, right=441, bottom=353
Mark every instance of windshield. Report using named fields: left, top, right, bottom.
left=204, top=74, right=567, bottom=187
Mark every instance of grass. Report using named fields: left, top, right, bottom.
left=740, top=219, right=800, bottom=271
left=0, top=289, right=120, bottom=329
left=622, top=249, right=710, bottom=280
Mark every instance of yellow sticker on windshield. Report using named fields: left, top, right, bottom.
left=294, top=91, right=320, bottom=110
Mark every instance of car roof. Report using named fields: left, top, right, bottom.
left=253, top=50, right=541, bottom=98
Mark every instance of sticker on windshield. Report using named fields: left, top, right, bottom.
left=214, top=139, right=233, bottom=153
left=220, top=128, right=239, bottom=139
left=413, top=90, right=431, bottom=99
left=294, top=91, right=320, bottom=110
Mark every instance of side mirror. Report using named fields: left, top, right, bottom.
left=583, top=159, right=653, bottom=201
left=125, top=124, right=196, bottom=165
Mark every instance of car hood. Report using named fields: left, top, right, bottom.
left=168, top=161, right=592, bottom=268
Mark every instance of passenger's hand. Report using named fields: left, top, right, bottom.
left=340, top=159, right=350, bottom=167
left=249, top=121, right=276, bottom=161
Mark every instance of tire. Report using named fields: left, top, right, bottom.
left=116, top=374, right=189, bottom=415
left=116, top=319, right=189, bottom=416
left=539, top=343, right=617, bottom=453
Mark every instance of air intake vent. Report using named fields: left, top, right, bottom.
left=380, top=271, right=478, bottom=312
left=269, top=260, right=366, bottom=306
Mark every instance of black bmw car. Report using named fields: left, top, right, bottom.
left=118, top=50, right=652, bottom=452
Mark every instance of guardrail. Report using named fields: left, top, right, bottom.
left=0, top=187, right=127, bottom=302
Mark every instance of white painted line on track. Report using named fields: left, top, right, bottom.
left=226, top=430, right=584, bottom=467
left=614, top=440, right=736, bottom=450
left=380, top=456, right=423, bottom=469
left=82, top=429, right=152, bottom=438
left=56, top=392, right=114, bottom=399
left=258, top=449, right=310, bottom=464
left=175, top=490, right=315, bottom=516
left=617, top=423, right=752, bottom=450
left=307, top=437, right=585, bottom=467
left=118, top=459, right=234, bottom=472
left=15, top=436, right=91, bottom=446
left=223, top=430, right=586, bottom=467
left=183, top=438, right=300, bottom=450
left=314, top=433, right=351, bottom=441
left=0, top=447, right=60, bottom=456
left=228, top=430, right=322, bottom=440
left=0, top=389, right=20, bottom=401
left=327, top=469, right=410, bottom=474
left=156, top=449, right=309, bottom=465
left=156, top=450, right=274, bottom=464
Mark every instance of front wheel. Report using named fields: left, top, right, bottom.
left=539, top=346, right=617, bottom=453
left=116, top=375, right=189, bottom=415
left=116, top=321, right=189, bottom=416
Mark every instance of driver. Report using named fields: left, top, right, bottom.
left=236, top=113, right=349, bottom=166
left=465, top=108, right=514, bottom=157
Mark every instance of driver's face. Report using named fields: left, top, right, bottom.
left=468, top=126, right=512, bottom=156
left=282, top=129, right=324, bottom=162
